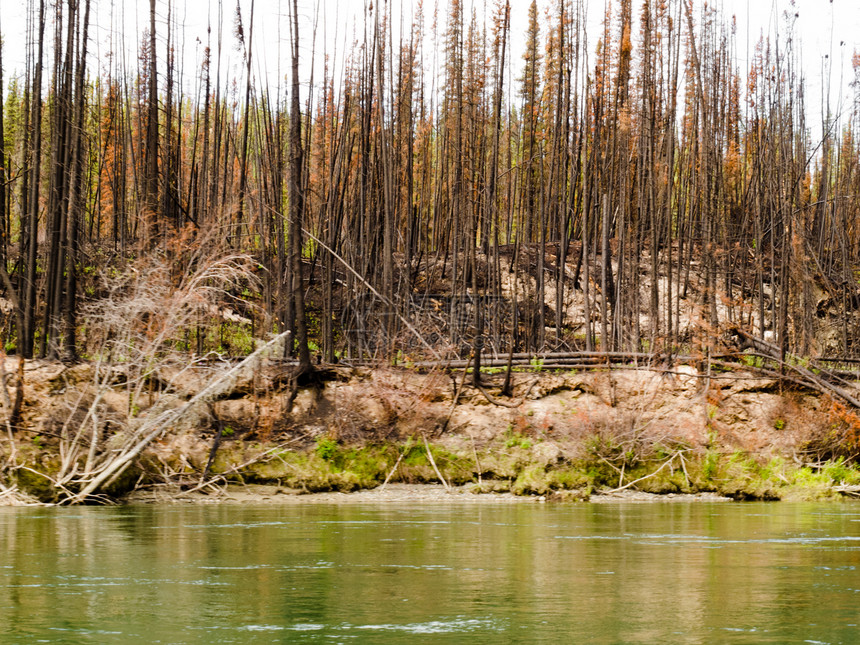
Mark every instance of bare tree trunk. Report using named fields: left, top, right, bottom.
left=479, top=1, right=508, bottom=387
left=63, top=0, right=91, bottom=360
left=144, top=0, right=159, bottom=247
left=23, top=0, right=47, bottom=358
left=600, top=193, right=610, bottom=350
left=234, top=0, right=255, bottom=247
left=0, top=16, right=7, bottom=273
left=289, top=0, right=311, bottom=373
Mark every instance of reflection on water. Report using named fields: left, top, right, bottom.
left=1, top=501, right=860, bottom=643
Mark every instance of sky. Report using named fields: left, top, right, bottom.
left=1, top=0, right=859, bottom=129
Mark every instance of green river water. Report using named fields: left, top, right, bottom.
left=2, top=500, right=860, bottom=644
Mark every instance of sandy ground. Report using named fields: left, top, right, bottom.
left=123, top=482, right=734, bottom=505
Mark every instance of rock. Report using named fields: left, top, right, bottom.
left=532, top=442, right=563, bottom=466
left=291, top=387, right=318, bottom=416
left=355, top=395, right=393, bottom=426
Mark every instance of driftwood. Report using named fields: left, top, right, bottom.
left=834, top=485, right=860, bottom=497
left=0, top=481, right=42, bottom=506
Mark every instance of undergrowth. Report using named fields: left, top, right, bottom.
left=14, top=431, right=860, bottom=503
left=179, top=438, right=860, bottom=502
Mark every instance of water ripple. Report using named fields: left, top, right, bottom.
left=349, top=617, right=502, bottom=634
left=554, top=534, right=860, bottom=547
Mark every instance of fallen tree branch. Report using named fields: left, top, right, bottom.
left=62, top=330, right=294, bottom=504
left=834, top=485, right=860, bottom=497
left=423, top=434, right=450, bottom=491
left=380, top=452, right=404, bottom=490
left=721, top=353, right=860, bottom=409
left=601, top=451, right=688, bottom=494
left=475, top=381, right=527, bottom=408
left=171, top=435, right=310, bottom=499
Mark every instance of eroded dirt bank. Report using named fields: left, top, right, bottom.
left=2, top=357, right=858, bottom=504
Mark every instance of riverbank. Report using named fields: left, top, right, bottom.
left=2, top=356, right=860, bottom=505
left=122, top=482, right=735, bottom=505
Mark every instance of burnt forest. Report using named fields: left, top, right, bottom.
left=3, top=0, right=860, bottom=504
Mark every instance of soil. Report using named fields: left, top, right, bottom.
left=0, top=355, right=853, bottom=505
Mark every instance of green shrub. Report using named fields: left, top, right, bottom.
left=315, top=436, right=339, bottom=461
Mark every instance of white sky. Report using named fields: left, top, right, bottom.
left=1, top=0, right=859, bottom=129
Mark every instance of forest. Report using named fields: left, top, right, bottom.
left=1, top=0, right=859, bottom=375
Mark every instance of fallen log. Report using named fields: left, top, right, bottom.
left=834, top=485, right=860, bottom=497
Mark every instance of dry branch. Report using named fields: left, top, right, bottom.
left=62, top=329, right=292, bottom=504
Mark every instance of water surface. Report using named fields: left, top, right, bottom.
left=2, top=501, right=859, bottom=643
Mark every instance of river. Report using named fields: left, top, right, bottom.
left=1, top=499, right=859, bottom=643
